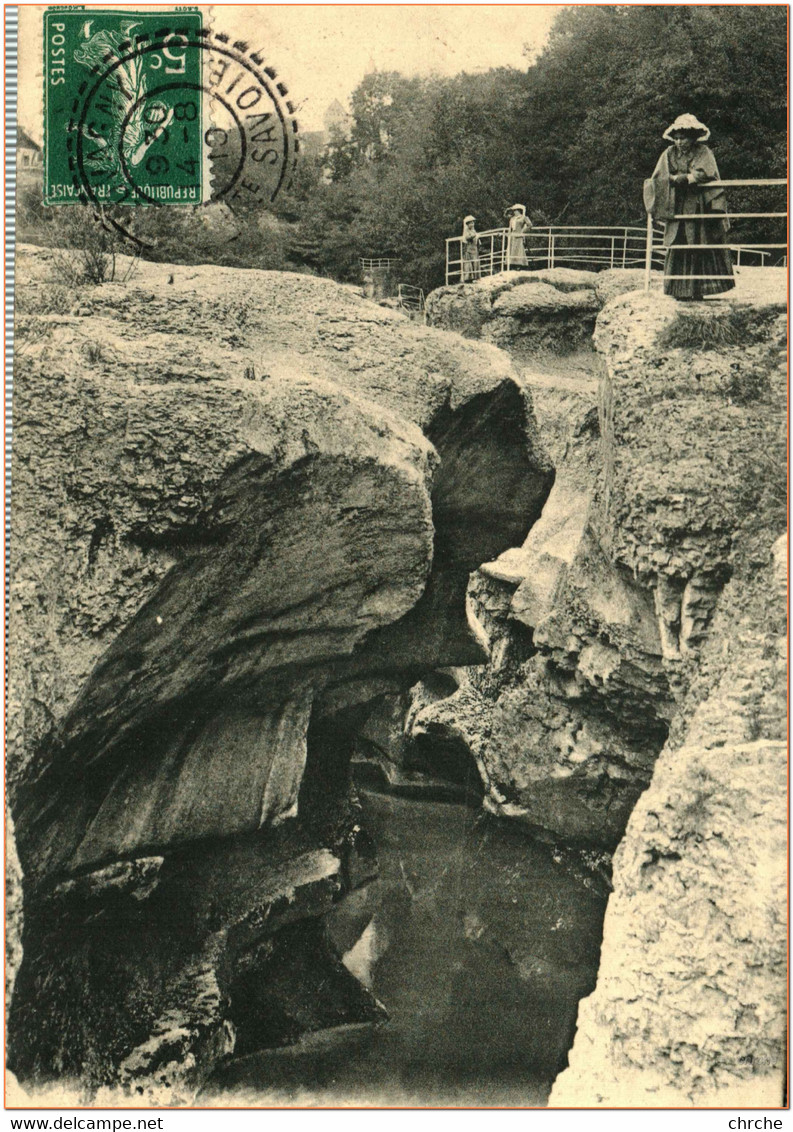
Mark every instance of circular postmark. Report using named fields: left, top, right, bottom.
left=116, top=80, right=248, bottom=206
left=67, top=26, right=299, bottom=236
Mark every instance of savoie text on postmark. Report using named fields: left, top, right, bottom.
left=44, top=9, right=299, bottom=209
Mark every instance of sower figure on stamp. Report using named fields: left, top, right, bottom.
left=505, top=204, right=532, bottom=269
left=647, top=113, right=735, bottom=300
left=461, top=215, right=481, bottom=282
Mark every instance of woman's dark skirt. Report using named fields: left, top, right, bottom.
left=664, top=212, right=735, bottom=299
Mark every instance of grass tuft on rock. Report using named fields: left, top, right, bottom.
left=657, top=307, right=758, bottom=351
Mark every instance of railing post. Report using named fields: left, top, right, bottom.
left=443, top=184, right=784, bottom=284
left=644, top=212, right=654, bottom=291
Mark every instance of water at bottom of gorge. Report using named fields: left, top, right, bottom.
left=206, top=789, right=609, bottom=1106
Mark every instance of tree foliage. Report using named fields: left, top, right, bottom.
left=522, top=5, right=787, bottom=232
left=27, top=7, right=778, bottom=290
left=279, top=5, right=786, bottom=292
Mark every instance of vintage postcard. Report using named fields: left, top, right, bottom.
left=7, top=2, right=788, bottom=1113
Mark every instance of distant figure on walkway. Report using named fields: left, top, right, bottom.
left=505, top=204, right=532, bottom=269
left=647, top=113, right=735, bottom=300
left=461, top=215, right=481, bottom=282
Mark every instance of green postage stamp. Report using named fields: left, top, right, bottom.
left=43, top=7, right=299, bottom=210
left=44, top=9, right=204, bottom=206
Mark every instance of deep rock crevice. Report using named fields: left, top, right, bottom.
left=9, top=254, right=787, bottom=1106
left=422, top=269, right=787, bottom=1105
left=9, top=249, right=554, bottom=1101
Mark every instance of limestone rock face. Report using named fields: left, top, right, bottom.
left=425, top=268, right=656, bottom=352
left=411, top=285, right=788, bottom=1104
left=382, top=361, right=668, bottom=847
left=542, top=294, right=785, bottom=1105
left=594, top=292, right=786, bottom=589
left=12, top=248, right=552, bottom=874
left=471, top=368, right=671, bottom=847
left=517, top=292, right=786, bottom=1105
left=9, top=247, right=553, bottom=1096
left=416, top=289, right=785, bottom=855
left=551, top=532, right=787, bottom=1106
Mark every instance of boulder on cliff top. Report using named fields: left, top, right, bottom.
left=10, top=246, right=555, bottom=1094
left=11, top=245, right=553, bottom=884
left=492, top=284, right=599, bottom=317
left=425, top=267, right=660, bottom=350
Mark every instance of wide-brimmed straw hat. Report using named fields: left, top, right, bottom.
left=463, top=214, right=476, bottom=223
left=505, top=203, right=526, bottom=215
left=663, top=113, right=710, bottom=141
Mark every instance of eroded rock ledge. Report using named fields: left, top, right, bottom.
left=549, top=293, right=787, bottom=1107
left=424, top=267, right=651, bottom=352
left=9, top=248, right=553, bottom=1100
left=412, top=284, right=786, bottom=1106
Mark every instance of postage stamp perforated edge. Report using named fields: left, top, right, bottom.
left=45, top=8, right=204, bottom=205
left=43, top=7, right=300, bottom=213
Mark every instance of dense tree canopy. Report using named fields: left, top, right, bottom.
left=522, top=5, right=787, bottom=228
left=280, top=4, right=785, bottom=291
left=49, top=6, right=780, bottom=289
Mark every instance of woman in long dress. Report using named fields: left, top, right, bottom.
left=650, top=114, right=735, bottom=299
left=461, top=215, right=481, bottom=282
left=505, top=204, right=532, bottom=269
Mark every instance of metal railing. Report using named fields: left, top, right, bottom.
left=360, top=257, right=396, bottom=273
left=445, top=225, right=663, bottom=285
left=397, top=283, right=426, bottom=323
left=443, top=194, right=786, bottom=288
left=644, top=178, right=787, bottom=290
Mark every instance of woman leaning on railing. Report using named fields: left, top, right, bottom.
left=645, top=113, right=734, bottom=300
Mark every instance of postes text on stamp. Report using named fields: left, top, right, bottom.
left=44, top=9, right=299, bottom=211
left=45, top=9, right=204, bottom=205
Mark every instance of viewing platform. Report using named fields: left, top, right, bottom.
left=446, top=180, right=786, bottom=289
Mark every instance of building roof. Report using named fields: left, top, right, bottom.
left=17, top=127, right=41, bottom=152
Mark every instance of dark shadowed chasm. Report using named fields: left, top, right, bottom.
left=203, top=787, right=609, bottom=1107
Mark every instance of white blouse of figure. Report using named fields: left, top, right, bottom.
left=507, top=204, right=532, bottom=231
left=462, top=215, right=478, bottom=241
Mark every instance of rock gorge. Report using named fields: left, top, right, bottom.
left=8, top=250, right=787, bottom=1106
